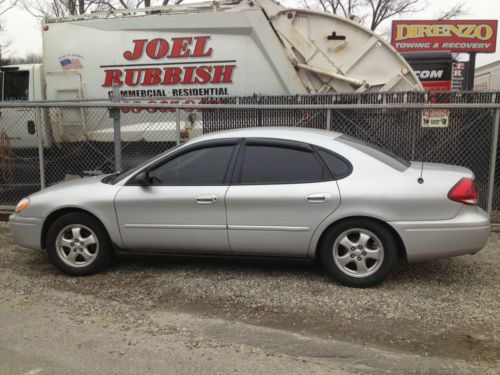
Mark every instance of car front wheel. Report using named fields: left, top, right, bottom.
left=46, top=213, right=112, bottom=276
left=319, top=219, right=398, bottom=287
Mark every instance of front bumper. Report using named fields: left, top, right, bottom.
left=9, top=214, right=44, bottom=250
left=389, top=206, right=491, bottom=262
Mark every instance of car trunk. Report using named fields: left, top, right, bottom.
left=404, top=161, right=475, bottom=220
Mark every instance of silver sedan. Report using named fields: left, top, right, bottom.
left=9, top=128, right=490, bottom=287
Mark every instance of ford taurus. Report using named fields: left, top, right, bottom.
left=9, top=128, right=490, bottom=287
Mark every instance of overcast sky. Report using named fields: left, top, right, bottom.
left=1, top=0, right=499, bottom=67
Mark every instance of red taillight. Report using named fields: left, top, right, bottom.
left=447, top=178, right=478, bottom=205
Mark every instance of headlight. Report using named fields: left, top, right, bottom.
left=15, top=198, right=30, bottom=213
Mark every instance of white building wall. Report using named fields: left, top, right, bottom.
left=475, top=60, right=500, bottom=91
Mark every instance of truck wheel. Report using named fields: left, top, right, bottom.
left=319, top=219, right=398, bottom=288
left=46, top=213, right=112, bottom=276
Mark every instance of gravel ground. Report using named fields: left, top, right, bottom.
left=0, top=222, right=499, bottom=372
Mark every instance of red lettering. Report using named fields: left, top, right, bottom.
left=162, top=67, right=182, bottom=85
left=147, top=101, right=157, bottom=113
left=194, top=66, right=212, bottom=84
left=124, top=69, right=143, bottom=87
left=132, top=101, right=142, bottom=113
left=104, top=63, right=235, bottom=88
left=159, top=100, right=170, bottom=113
left=212, top=65, right=235, bottom=83
left=185, top=99, right=195, bottom=113
left=102, top=69, right=123, bottom=87
left=143, top=68, right=162, bottom=85
left=169, top=100, right=179, bottom=113
left=123, top=39, right=147, bottom=61
left=146, top=38, right=169, bottom=59
left=182, top=66, right=195, bottom=84
left=124, top=36, right=213, bottom=62
left=191, top=36, right=213, bottom=57
left=170, top=37, right=192, bottom=58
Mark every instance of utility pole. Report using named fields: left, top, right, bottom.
left=467, top=52, right=476, bottom=90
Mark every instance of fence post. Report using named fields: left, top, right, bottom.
left=175, top=108, right=181, bottom=145
left=487, top=108, right=499, bottom=215
left=36, top=107, right=45, bottom=190
left=411, top=109, right=417, bottom=161
left=111, top=85, right=122, bottom=172
left=326, top=109, right=331, bottom=131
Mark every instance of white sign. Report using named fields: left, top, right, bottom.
left=422, top=109, right=449, bottom=128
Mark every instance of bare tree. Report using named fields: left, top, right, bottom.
left=19, top=0, right=174, bottom=17
left=436, top=1, right=467, bottom=20
left=302, top=0, right=360, bottom=18
left=297, top=0, right=466, bottom=31
left=365, top=0, right=423, bottom=31
left=7, top=52, right=43, bottom=64
left=116, top=0, right=182, bottom=8
left=0, top=0, right=16, bottom=15
left=0, top=1, right=18, bottom=64
left=20, top=0, right=110, bottom=17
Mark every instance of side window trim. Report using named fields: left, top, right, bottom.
left=244, top=138, right=313, bottom=152
left=222, top=142, right=241, bottom=185
left=126, top=138, right=241, bottom=186
left=231, top=138, right=333, bottom=186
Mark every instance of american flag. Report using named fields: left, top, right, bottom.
left=60, top=58, right=83, bottom=70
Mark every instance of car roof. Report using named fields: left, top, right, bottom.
left=187, top=127, right=343, bottom=145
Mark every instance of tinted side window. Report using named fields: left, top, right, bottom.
left=240, top=145, right=326, bottom=184
left=3, top=71, right=29, bottom=101
left=148, top=146, right=235, bottom=185
left=317, top=149, right=352, bottom=179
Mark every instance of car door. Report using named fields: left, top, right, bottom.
left=225, top=139, right=342, bottom=256
left=114, top=139, right=239, bottom=252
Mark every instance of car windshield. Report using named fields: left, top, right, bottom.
left=337, top=135, right=411, bottom=171
left=102, top=144, right=182, bottom=185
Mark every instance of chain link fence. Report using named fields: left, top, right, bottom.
left=0, top=91, right=499, bottom=222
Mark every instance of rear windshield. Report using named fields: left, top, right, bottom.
left=337, top=135, right=410, bottom=172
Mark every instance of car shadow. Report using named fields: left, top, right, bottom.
left=5, top=237, right=492, bottom=289
left=112, top=254, right=324, bottom=278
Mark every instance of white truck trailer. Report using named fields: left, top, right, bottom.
left=0, top=0, right=421, bottom=151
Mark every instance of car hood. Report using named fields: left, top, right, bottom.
left=20, top=174, right=121, bottom=221
left=30, top=175, right=110, bottom=197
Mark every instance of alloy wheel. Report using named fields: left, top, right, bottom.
left=55, top=224, right=100, bottom=268
left=332, top=228, right=384, bottom=278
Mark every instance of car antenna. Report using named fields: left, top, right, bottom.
left=418, top=161, right=424, bottom=184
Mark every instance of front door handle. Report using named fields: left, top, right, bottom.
left=196, top=195, right=219, bottom=204
left=305, top=193, right=331, bottom=203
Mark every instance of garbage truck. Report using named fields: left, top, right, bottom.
left=0, top=0, right=422, bottom=150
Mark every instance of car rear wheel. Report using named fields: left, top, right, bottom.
left=46, top=213, right=112, bottom=276
left=319, top=219, right=398, bottom=287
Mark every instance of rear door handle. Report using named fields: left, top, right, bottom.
left=196, top=195, right=219, bottom=204
left=305, top=193, right=331, bottom=203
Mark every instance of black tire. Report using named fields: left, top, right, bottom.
left=319, top=219, right=398, bottom=288
left=46, top=212, right=113, bottom=276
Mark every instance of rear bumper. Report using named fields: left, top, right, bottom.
left=389, top=206, right=490, bottom=262
left=9, top=214, right=43, bottom=250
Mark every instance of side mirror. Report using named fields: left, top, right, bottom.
left=135, top=171, right=150, bottom=186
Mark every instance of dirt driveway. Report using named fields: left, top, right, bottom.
left=0, top=222, right=498, bottom=374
